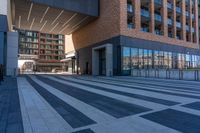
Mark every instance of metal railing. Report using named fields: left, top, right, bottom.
left=131, top=69, right=200, bottom=81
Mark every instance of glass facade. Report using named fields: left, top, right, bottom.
left=122, top=47, right=200, bottom=75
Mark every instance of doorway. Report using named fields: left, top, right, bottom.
left=92, top=43, right=113, bottom=76
left=99, top=48, right=106, bottom=75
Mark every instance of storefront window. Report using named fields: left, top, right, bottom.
left=185, top=54, right=191, bottom=69
left=138, top=49, right=144, bottom=69
left=158, top=51, right=164, bottom=68
left=122, top=47, right=131, bottom=75
left=164, top=52, right=169, bottom=69
left=168, top=52, right=173, bottom=69
left=154, top=51, right=159, bottom=69
left=131, top=48, right=139, bottom=69
left=143, top=49, right=148, bottom=69
left=148, top=50, right=153, bottom=69
left=122, top=47, right=200, bottom=72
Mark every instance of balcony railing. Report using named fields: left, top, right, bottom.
left=192, top=14, right=195, bottom=19
left=167, top=3, right=173, bottom=9
left=155, top=14, right=162, bottom=22
left=128, top=23, right=134, bottom=29
left=154, top=0, right=162, bottom=5
left=141, top=9, right=150, bottom=17
left=186, top=25, right=190, bottom=31
left=185, top=11, right=190, bottom=17
left=155, top=30, right=163, bottom=35
left=176, top=7, right=181, bottom=13
left=141, top=27, right=149, bottom=32
left=168, top=18, right=173, bottom=25
left=176, top=22, right=181, bottom=28
left=192, top=27, right=195, bottom=33
left=127, top=4, right=133, bottom=13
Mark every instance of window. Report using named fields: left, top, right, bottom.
left=143, top=49, right=148, bottom=69
left=122, top=47, right=200, bottom=71
left=139, top=49, right=144, bottom=69
left=148, top=50, right=153, bottom=69
left=122, top=47, right=131, bottom=75
left=131, top=48, right=138, bottom=69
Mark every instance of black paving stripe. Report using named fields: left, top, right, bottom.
left=56, top=76, right=179, bottom=106
left=141, top=109, right=200, bottom=133
left=37, top=76, right=151, bottom=118
left=26, top=76, right=96, bottom=128
left=75, top=77, right=200, bottom=100
left=182, top=102, right=200, bottom=111
left=97, top=77, right=200, bottom=94
left=72, top=129, right=95, bottom=133
left=0, top=78, right=24, bottom=133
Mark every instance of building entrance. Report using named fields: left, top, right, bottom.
left=92, top=44, right=113, bottom=76
left=99, top=49, right=106, bottom=75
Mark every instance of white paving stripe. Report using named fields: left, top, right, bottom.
left=74, top=76, right=197, bottom=104
left=84, top=77, right=200, bottom=97
left=44, top=75, right=168, bottom=111
left=90, top=116, right=181, bottom=133
left=18, top=81, right=33, bottom=133
left=59, top=76, right=180, bottom=106
left=100, top=77, right=200, bottom=93
left=29, top=75, right=117, bottom=125
left=17, top=77, right=73, bottom=133
left=32, top=75, right=182, bottom=133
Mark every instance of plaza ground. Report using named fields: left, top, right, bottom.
left=1, top=75, right=200, bottom=133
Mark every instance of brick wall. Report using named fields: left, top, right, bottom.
left=72, top=0, right=199, bottom=50
left=72, top=0, right=121, bottom=50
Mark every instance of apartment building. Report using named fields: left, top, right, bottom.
left=69, top=0, right=200, bottom=76
left=18, top=30, right=65, bottom=72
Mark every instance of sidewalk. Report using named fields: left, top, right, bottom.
left=0, top=77, right=24, bottom=133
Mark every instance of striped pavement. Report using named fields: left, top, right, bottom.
left=16, top=75, right=200, bottom=133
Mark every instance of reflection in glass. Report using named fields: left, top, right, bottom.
left=122, top=47, right=131, bottom=75
left=122, top=47, right=200, bottom=73
left=131, top=48, right=139, bottom=69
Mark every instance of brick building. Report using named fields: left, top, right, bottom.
left=68, top=0, right=200, bottom=76
left=18, top=30, right=65, bottom=72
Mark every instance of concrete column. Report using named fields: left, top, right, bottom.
left=181, top=0, right=186, bottom=41
left=150, top=0, right=155, bottom=33
left=6, top=32, right=18, bottom=76
left=173, top=0, right=177, bottom=38
left=134, top=0, right=141, bottom=31
left=106, top=44, right=113, bottom=77
left=163, top=0, right=168, bottom=37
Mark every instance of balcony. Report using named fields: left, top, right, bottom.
left=141, top=9, right=150, bottom=18
left=176, top=22, right=181, bottom=28
left=168, top=18, right=173, bottom=25
left=155, top=14, right=162, bottom=22
left=154, top=0, right=162, bottom=5
left=176, top=7, right=181, bottom=13
left=185, top=11, right=190, bottom=17
left=186, top=25, right=190, bottom=31
left=192, top=14, right=195, bottom=20
left=127, top=4, right=134, bottom=13
left=167, top=3, right=173, bottom=9
left=192, top=27, right=195, bottom=33
left=155, top=29, right=163, bottom=35
left=128, top=23, right=134, bottom=29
